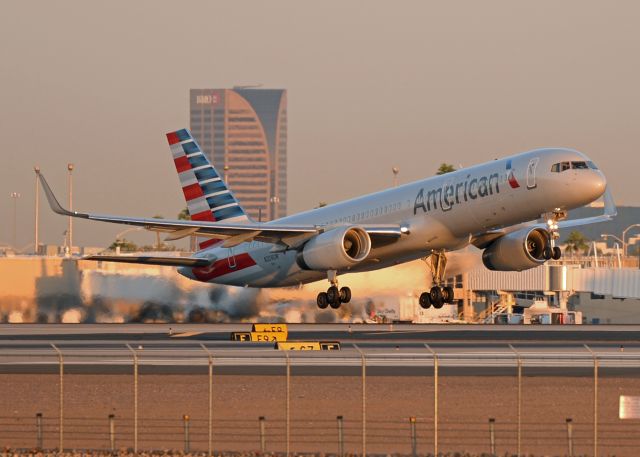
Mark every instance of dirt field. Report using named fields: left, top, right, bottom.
left=1, top=372, right=639, bottom=456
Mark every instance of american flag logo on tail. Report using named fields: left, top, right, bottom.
left=166, top=128, right=249, bottom=250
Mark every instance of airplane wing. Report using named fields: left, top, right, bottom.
left=472, top=186, right=617, bottom=249
left=39, top=173, right=404, bottom=248
left=82, top=255, right=214, bottom=267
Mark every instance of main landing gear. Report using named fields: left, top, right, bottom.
left=317, top=270, right=351, bottom=310
left=419, top=249, right=456, bottom=309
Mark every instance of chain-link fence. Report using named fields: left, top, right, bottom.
left=1, top=343, right=640, bottom=456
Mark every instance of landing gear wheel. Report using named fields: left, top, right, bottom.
left=430, top=286, right=444, bottom=308
left=327, top=286, right=340, bottom=304
left=317, top=292, right=329, bottom=309
left=442, top=286, right=455, bottom=304
left=552, top=246, right=562, bottom=260
left=330, top=299, right=341, bottom=309
left=339, top=287, right=352, bottom=303
left=543, top=246, right=553, bottom=260
left=419, top=292, right=431, bottom=309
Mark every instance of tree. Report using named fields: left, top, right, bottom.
left=564, top=230, right=589, bottom=255
left=436, top=163, right=456, bottom=175
left=109, top=238, right=138, bottom=252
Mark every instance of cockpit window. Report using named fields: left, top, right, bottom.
left=551, top=162, right=571, bottom=172
left=552, top=160, right=598, bottom=172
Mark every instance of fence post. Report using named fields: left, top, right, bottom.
left=183, top=414, right=190, bottom=453
left=50, top=344, right=64, bottom=451
left=109, top=414, right=116, bottom=451
left=36, top=413, right=43, bottom=450
left=425, top=344, right=438, bottom=457
left=126, top=344, right=139, bottom=454
left=566, top=418, right=574, bottom=457
left=259, top=416, right=266, bottom=452
left=585, top=344, right=598, bottom=457
left=285, top=351, right=291, bottom=457
left=354, top=345, right=366, bottom=457
left=410, top=416, right=417, bottom=457
left=489, top=418, right=496, bottom=456
left=200, top=343, right=214, bottom=457
left=509, top=344, right=522, bottom=457
left=337, top=416, right=344, bottom=457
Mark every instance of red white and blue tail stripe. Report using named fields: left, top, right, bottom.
left=167, top=128, right=249, bottom=249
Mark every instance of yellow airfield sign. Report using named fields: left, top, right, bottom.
left=252, top=323, right=288, bottom=335
left=250, top=331, right=288, bottom=342
left=277, top=341, right=341, bottom=351
left=231, top=331, right=288, bottom=342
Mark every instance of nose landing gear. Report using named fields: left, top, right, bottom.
left=544, top=211, right=565, bottom=261
left=419, top=250, right=456, bottom=309
left=317, top=270, right=352, bottom=310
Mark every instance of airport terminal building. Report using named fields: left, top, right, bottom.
left=189, top=88, right=287, bottom=221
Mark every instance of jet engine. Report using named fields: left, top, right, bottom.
left=482, top=227, right=551, bottom=271
left=297, top=226, right=372, bottom=271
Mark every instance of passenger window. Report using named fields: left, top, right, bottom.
left=571, top=161, right=588, bottom=169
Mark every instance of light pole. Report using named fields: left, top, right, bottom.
left=67, top=163, right=74, bottom=255
left=34, top=166, right=40, bottom=254
left=601, top=234, right=624, bottom=256
left=10, top=192, right=21, bottom=248
left=622, top=224, right=640, bottom=257
left=392, top=167, right=399, bottom=187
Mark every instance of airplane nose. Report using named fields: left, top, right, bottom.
left=593, top=170, right=607, bottom=198
left=586, top=170, right=607, bottom=201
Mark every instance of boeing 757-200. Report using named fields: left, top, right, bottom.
left=39, top=128, right=615, bottom=310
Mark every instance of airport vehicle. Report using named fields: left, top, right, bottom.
left=39, top=129, right=615, bottom=310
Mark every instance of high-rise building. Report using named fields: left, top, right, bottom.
left=189, top=88, right=287, bottom=221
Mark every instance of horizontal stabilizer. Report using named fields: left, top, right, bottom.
left=83, top=255, right=212, bottom=267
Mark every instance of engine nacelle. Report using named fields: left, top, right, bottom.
left=482, top=227, right=550, bottom=271
left=297, top=226, right=371, bottom=271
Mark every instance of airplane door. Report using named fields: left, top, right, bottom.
left=227, top=248, right=237, bottom=269
left=526, top=158, right=539, bottom=189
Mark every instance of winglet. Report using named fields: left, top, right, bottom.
left=38, top=172, right=87, bottom=218
left=602, top=186, right=617, bottom=218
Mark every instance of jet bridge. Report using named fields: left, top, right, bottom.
left=454, top=259, right=640, bottom=323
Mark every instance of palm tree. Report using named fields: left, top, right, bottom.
left=565, top=230, right=589, bottom=256
left=436, top=163, right=456, bottom=175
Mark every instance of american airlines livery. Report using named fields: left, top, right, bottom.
left=39, top=128, right=615, bottom=310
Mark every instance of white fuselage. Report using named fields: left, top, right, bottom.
left=180, top=148, right=606, bottom=287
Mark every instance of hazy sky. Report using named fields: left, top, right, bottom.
left=1, top=1, right=639, bottom=249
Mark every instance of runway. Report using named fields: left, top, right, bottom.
left=1, top=324, right=639, bottom=375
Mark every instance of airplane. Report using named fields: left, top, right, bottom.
left=38, top=128, right=615, bottom=310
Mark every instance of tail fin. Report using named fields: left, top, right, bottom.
left=166, top=128, right=249, bottom=249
